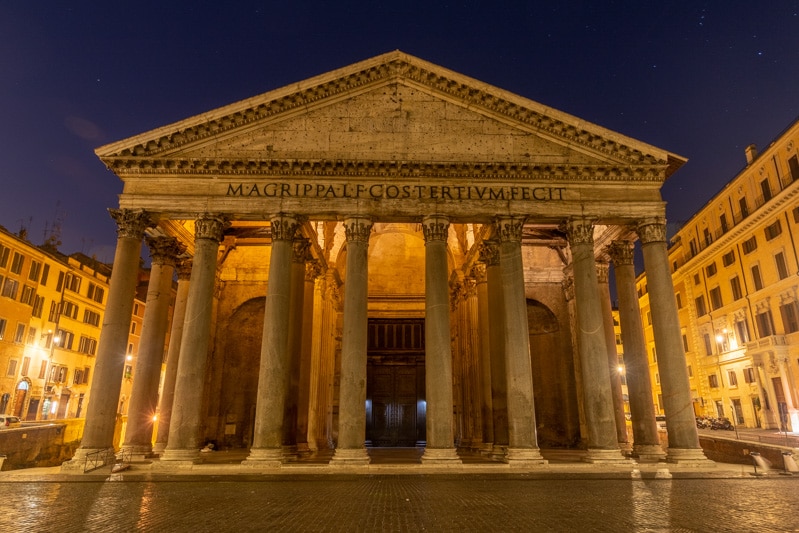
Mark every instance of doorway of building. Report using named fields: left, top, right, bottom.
left=366, top=318, right=426, bottom=447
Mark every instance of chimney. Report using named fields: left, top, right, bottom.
left=745, top=144, right=758, bottom=165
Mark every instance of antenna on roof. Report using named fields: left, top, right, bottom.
left=16, top=216, right=32, bottom=240
left=43, top=202, right=66, bottom=250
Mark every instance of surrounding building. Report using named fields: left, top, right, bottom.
left=62, top=51, right=710, bottom=470
left=637, top=116, right=799, bottom=431
left=0, top=224, right=154, bottom=443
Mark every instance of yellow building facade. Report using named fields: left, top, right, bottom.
left=638, top=117, right=799, bottom=430
left=0, top=225, right=152, bottom=430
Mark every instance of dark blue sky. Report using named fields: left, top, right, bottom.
left=2, top=1, right=798, bottom=263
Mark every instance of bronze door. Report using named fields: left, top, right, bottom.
left=368, top=363, right=420, bottom=446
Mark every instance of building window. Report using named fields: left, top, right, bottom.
left=706, top=262, right=717, bottom=277
left=742, top=236, right=758, bottom=254
left=775, top=252, right=789, bottom=280
left=693, top=273, right=701, bottom=285
left=728, top=370, right=738, bottom=387
left=6, top=359, right=17, bottom=376
left=19, top=285, right=35, bottom=305
left=695, top=295, right=707, bottom=317
left=73, top=368, right=84, bottom=385
left=730, top=276, right=743, bottom=301
left=703, top=333, right=713, bottom=355
left=709, top=374, right=719, bottom=388
left=751, top=265, right=763, bottom=291
left=124, top=365, right=133, bottom=380
left=651, top=347, right=657, bottom=363
left=735, top=317, right=750, bottom=345
left=794, top=206, right=799, bottom=223
left=676, top=292, right=683, bottom=309
left=687, top=365, right=693, bottom=377
left=41, top=264, right=49, bottom=286
left=10, top=252, right=24, bottom=274
left=28, top=260, right=41, bottom=282
left=0, top=318, right=6, bottom=340
left=709, top=287, right=723, bottom=310
left=62, top=301, right=79, bottom=320
left=32, top=295, right=44, bottom=318
left=21, top=357, right=30, bottom=376
left=1, top=278, right=19, bottom=299
left=761, top=178, right=772, bottom=202
left=743, top=367, right=756, bottom=383
left=55, top=329, right=75, bottom=350
left=38, top=360, right=47, bottom=379
left=131, top=322, right=137, bottom=335
left=781, top=302, right=799, bottom=334
left=87, top=283, right=104, bottom=304
left=739, top=197, right=749, bottom=219
left=765, top=220, right=782, bottom=241
left=756, top=310, right=775, bottom=337
left=704, top=228, right=712, bottom=246
left=78, top=336, right=97, bottom=356
left=0, top=245, right=8, bottom=269
left=689, top=239, right=698, bottom=256
left=722, top=250, right=736, bottom=267
left=13, top=323, right=25, bottom=343
left=83, top=309, right=100, bottom=327
left=682, top=334, right=689, bottom=352
left=720, top=213, right=729, bottom=234
left=26, top=327, right=36, bottom=345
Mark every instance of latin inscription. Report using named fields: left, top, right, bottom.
left=226, top=182, right=566, bottom=201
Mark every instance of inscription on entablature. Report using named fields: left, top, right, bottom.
left=226, top=182, right=566, bottom=202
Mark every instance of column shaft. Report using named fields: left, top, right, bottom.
left=243, top=215, right=299, bottom=467
left=331, top=217, right=372, bottom=465
left=154, top=261, right=191, bottom=454
left=123, top=236, right=183, bottom=456
left=474, top=264, right=494, bottom=452
left=61, top=209, right=152, bottom=471
left=565, top=218, right=625, bottom=463
left=609, top=240, right=665, bottom=462
left=638, top=219, right=710, bottom=464
left=161, top=215, right=227, bottom=463
left=495, top=217, right=545, bottom=466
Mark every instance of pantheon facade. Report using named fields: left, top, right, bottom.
left=62, top=51, right=709, bottom=470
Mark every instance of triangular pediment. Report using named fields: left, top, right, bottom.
left=96, top=51, right=685, bottom=180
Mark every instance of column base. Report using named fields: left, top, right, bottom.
left=281, top=444, right=299, bottom=461
left=241, top=448, right=284, bottom=468
left=60, top=447, right=113, bottom=473
left=504, top=447, right=548, bottom=467
left=329, top=447, right=370, bottom=466
left=152, top=442, right=167, bottom=455
left=421, top=447, right=462, bottom=465
left=666, top=447, right=715, bottom=466
left=633, top=444, right=667, bottom=463
left=490, top=445, right=508, bottom=461
left=583, top=448, right=630, bottom=464
left=296, top=443, right=312, bottom=457
left=478, top=442, right=494, bottom=456
left=119, top=443, right=155, bottom=461
left=159, top=448, right=201, bottom=464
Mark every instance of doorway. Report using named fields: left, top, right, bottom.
left=366, top=319, right=426, bottom=447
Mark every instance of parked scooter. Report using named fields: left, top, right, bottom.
left=710, top=416, right=734, bottom=430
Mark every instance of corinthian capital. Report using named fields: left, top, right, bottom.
left=607, top=240, right=635, bottom=266
left=493, top=216, right=525, bottom=242
left=595, top=261, right=610, bottom=284
left=270, top=214, right=301, bottom=241
left=108, top=209, right=154, bottom=240
left=422, top=215, right=449, bottom=242
left=636, top=218, right=667, bottom=245
left=195, top=214, right=229, bottom=242
left=176, top=259, right=193, bottom=280
left=343, top=217, right=373, bottom=243
left=478, top=240, right=500, bottom=266
left=145, top=236, right=185, bottom=267
left=564, top=217, right=595, bottom=246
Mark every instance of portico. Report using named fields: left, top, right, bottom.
left=62, top=51, right=710, bottom=471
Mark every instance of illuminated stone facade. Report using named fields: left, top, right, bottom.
left=63, top=51, right=707, bottom=469
left=637, top=118, right=799, bottom=431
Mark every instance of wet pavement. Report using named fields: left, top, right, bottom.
left=2, top=473, right=798, bottom=532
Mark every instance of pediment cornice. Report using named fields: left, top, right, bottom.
left=96, top=51, right=685, bottom=178
left=103, top=157, right=666, bottom=182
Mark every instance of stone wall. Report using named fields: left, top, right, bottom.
left=0, top=419, right=84, bottom=470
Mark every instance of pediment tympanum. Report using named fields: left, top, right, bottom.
left=96, top=51, right=685, bottom=224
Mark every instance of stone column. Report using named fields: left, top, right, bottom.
left=61, top=209, right=152, bottom=471
left=596, top=259, right=630, bottom=451
left=608, top=240, right=665, bottom=462
left=420, top=215, right=461, bottom=464
left=160, top=214, right=228, bottom=464
left=330, top=217, right=373, bottom=466
left=282, top=237, right=310, bottom=459
left=464, top=275, right=483, bottom=449
left=153, top=259, right=192, bottom=454
left=296, top=260, right=321, bottom=455
left=480, top=240, right=509, bottom=459
left=565, top=218, right=626, bottom=463
left=122, top=236, right=184, bottom=458
left=473, top=264, right=494, bottom=454
left=494, top=216, right=546, bottom=466
left=637, top=218, right=710, bottom=464
left=243, top=215, right=301, bottom=467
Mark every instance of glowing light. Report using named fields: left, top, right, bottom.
left=617, top=365, right=624, bottom=374
left=126, top=354, right=133, bottom=361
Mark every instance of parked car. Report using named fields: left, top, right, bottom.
left=0, top=415, right=21, bottom=429
left=655, top=415, right=667, bottom=430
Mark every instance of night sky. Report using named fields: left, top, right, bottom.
left=2, top=1, right=798, bottom=264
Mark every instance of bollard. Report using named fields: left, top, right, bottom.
left=782, top=451, right=799, bottom=474
left=750, top=452, right=767, bottom=476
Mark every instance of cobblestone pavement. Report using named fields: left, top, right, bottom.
left=2, top=474, right=799, bottom=532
